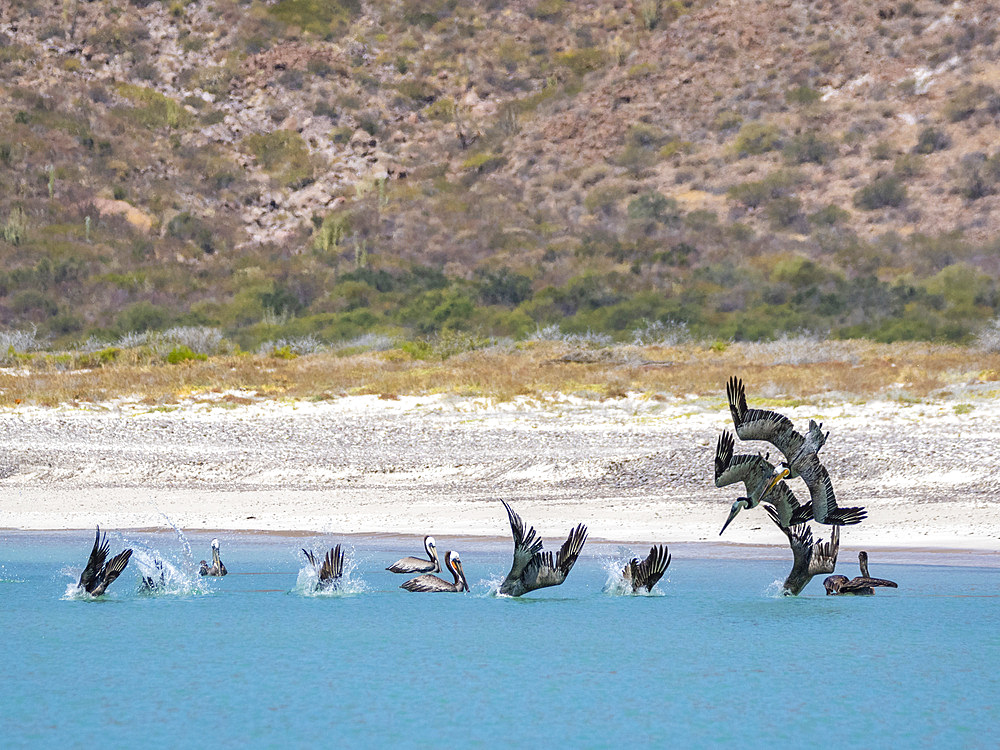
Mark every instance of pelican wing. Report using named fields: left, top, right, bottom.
left=401, top=573, right=456, bottom=592
left=302, top=549, right=319, bottom=568
left=79, top=526, right=110, bottom=593
left=763, top=482, right=812, bottom=529
left=319, top=545, right=344, bottom=581
left=716, top=430, right=791, bottom=507
left=99, top=548, right=133, bottom=588
left=807, top=524, right=839, bottom=577
left=798, top=457, right=866, bottom=525
left=625, top=544, right=671, bottom=592
left=840, top=576, right=898, bottom=593
left=520, top=523, right=588, bottom=591
left=727, top=376, right=805, bottom=458
left=501, top=500, right=544, bottom=582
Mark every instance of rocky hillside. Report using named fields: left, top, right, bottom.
left=2, top=0, right=1000, bottom=351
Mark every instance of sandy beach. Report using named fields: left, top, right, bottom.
left=1, top=392, right=998, bottom=564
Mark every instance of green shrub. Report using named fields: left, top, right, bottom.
left=955, top=152, right=1000, bottom=200
left=627, top=192, right=680, bottom=224
left=166, top=345, right=208, bottom=364
left=712, top=110, right=743, bottom=131
left=267, top=0, right=361, bottom=35
left=115, top=83, right=191, bottom=130
left=242, top=130, right=315, bottom=189
left=943, top=83, right=995, bottom=122
left=786, top=85, right=821, bottom=105
left=460, top=152, right=506, bottom=173
left=733, top=122, right=782, bottom=156
left=554, top=48, right=607, bottom=76
left=913, top=126, right=950, bottom=154
left=783, top=132, right=837, bottom=164
left=809, top=204, right=850, bottom=226
left=853, top=174, right=906, bottom=210
left=118, top=302, right=172, bottom=333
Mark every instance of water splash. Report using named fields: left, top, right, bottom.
left=765, top=579, right=789, bottom=598
left=130, top=545, right=207, bottom=597
left=477, top=572, right=509, bottom=597
left=291, top=546, right=368, bottom=596
left=154, top=507, right=196, bottom=569
left=600, top=549, right=667, bottom=596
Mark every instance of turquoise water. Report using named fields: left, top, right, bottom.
left=1, top=530, right=996, bottom=748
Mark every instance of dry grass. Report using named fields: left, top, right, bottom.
left=2, top=339, right=998, bottom=408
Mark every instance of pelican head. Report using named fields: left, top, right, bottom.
left=211, top=538, right=220, bottom=551
left=446, top=550, right=470, bottom=592
left=425, top=536, right=441, bottom=572
left=720, top=497, right=750, bottom=536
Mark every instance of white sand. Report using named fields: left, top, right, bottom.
left=1, top=392, right=998, bottom=563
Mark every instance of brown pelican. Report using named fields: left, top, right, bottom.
left=140, top=559, right=166, bottom=591
left=198, top=538, right=227, bottom=577
left=726, top=376, right=866, bottom=527
left=824, top=551, right=898, bottom=595
left=302, top=545, right=345, bottom=590
left=764, top=506, right=839, bottom=595
left=499, top=500, right=588, bottom=597
left=401, top=550, right=469, bottom=592
left=714, top=430, right=813, bottom=534
left=622, top=545, right=671, bottom=592
left=386, top=536, right=440, bottom=574
left=78, top=526, right=133, bottom=597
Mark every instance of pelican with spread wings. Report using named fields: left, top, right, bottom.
left=764, top=507, right=840, bottom=596
left=622, top=545, right=671, bottom=593
left=726, top=376, right=866, bottom=527
left=498, top=501, right=588, bottom=597
left=714, top=430, right=814, bottom=535
left=302, top=545, right=346, bottom=591
left=77, top=526, right=133, bottom=597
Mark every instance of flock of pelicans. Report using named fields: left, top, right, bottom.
left=72, top=376, right=898, bottom=599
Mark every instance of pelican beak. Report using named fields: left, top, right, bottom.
left=719, top=503, right=742, bottom=536
left=455, top=560, right=470, bottom=592
left=765, top=467, right=790, bottom=494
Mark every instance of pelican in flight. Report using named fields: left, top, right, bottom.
left=498, top=500, right=588, bottom=597
left=77, top=526, right=133, bottom=597
left=824, top=551, right=898, bottom=595
left=199, top=538, right=227, bottom=577
left=622, top=545, right=671, bottom=593
left=714, top=430, right=813, bottom=535
left=386, top=536, right=441, bottom=574
left=302, top=545, right=346, bottom=591
left=764, top=506, right=839, bottom=595
left=401, top=550, right=470, bottom=592
left=726, top=376, right=866, bottom=527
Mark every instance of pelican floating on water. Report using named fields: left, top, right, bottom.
left=764, top=506, right=839, bottom=595
left=77, top=526, right=133, bottom=597
left=302, top=545, right=345, bottom=591
left=386, top=536, right=441, bottom=574
left=499, top=500, right=588, bottom=597
left=622, top=545, right=671, bottom=593
left=726, top=376, right=866, bottom=527
left=199, top=538, right=227, bottom=577
left=714, top=430, right=812, bottom=534
left=401, top=550, right=469, bottom=592
left=824, top=551, right=898, bottom=595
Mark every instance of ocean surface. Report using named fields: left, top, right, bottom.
left=1, top=529, right=996, bottom=748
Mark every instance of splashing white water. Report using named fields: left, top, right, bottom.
left=291, top=546, right=368, bottom=596
left=600, top=548, right=667, bottom=596
left=130, top=545, right=208, bottom=596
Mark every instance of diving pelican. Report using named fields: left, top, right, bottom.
left=140, top=559, right=166, bottom=591
left=498, top=500, right=588, bottom=597
left=401, top=550, right=469, bottom=592
left=199, top=538, right=227, bottom=576
left=726, top=376, right=866, bottom=527
left=824, top=550, right=898, bottom=595
left=764, top=506, right=839, bottom=595
left=302, top=545, right=345, bottom=591
left=714, top=430, right=813, bottom=534
left=622, top=544, right=671, bottom=593
left=386, top=536, right=441, bottom=574
left=77, top=526, right=133, bottom=597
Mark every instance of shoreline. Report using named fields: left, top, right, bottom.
left=2, top=393, right=999, bottom=564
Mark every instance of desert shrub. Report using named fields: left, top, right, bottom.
left=554, top=48, right=607, bottom=76
left=786, top=85, right=821, bottom=105
left=476, top=268, right=532, bottom=307
left=809, top=204, right=850, bottom=226
left=267, top=0, right=361, bottom=35
left=117, top=302, right=173, bottom=333
left=732, top=121, right=782, bottom=156
left=955, top=152, right=1000, bottom=200
left=166, top=345, right=207, bottom=364
left=167, top=212, right=216, bottom=253
left=460, top=152, right=505, bottom=174
left=115, top=83, right=191, bottom=130
left=943, top=83, right=995, bottom=122
left=766, top=196, right=803, bottom=229
left=627, top=192, right=680, bottom=224
left=893, top=154, right=924, bottom=178
left=913, top=126, right=950, bottom=154
left=2, top=206, right=28, bottom=245
left=242, top=130, right=314, bottom=189
left=728, top=170, right=802, bottom=209
left=584, top=181, right=628, bottom=214
left=782, top=131, right=837, bottom=165
left=161, top=326, right=225, bottom=354
left=853, top=174, right=906, bottom=210
left=712, top=110, right=743, bottom=131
